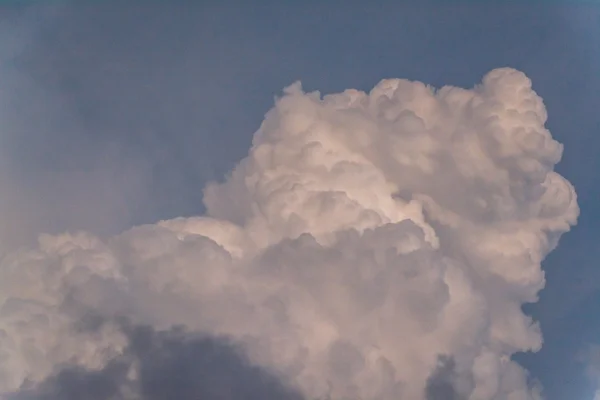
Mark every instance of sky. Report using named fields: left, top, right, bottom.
left=0, top=2, right=599, bottom=399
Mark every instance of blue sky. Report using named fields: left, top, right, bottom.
left=1, top=2, right=599, bottom=399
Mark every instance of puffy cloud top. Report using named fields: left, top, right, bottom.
left=0, top=68, right=578, bottom=400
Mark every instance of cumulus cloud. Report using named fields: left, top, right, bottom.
left=0, top=68, right=578, bottom=399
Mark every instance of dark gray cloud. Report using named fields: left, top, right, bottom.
left=425, top=356, right=463, bottom=400
left=8, top=322, right=304, bottom=400
left=10, top=361, right=130, bottom=400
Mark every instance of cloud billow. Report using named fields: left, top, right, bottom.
left=0, top=68, right=578, bottom=400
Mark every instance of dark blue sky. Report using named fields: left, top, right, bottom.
left=1, top=3, right=599, bottom=399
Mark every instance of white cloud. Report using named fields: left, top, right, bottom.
left=0, top=68, right=578, bottom=399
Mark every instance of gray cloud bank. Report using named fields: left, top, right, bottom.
left=9, top=321, right=466, bottom=400
left=8, top=321, right=304, bottom=400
